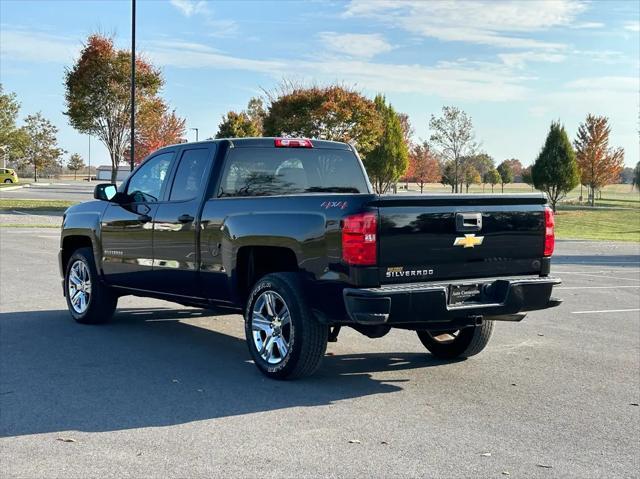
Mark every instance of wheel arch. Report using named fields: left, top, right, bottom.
left=61, top=235, right=95, bottom=273
left=234, top=245, right=300, bottom=304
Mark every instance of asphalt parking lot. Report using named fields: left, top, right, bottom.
left=0, top=228, right=638, bottom=478
left=0, top=181, right=98, bottom=201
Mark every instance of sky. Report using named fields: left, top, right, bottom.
left=1, top=0, right=639, bottom=167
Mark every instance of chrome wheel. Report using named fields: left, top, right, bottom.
left=251, top=291, right=292, bottom=365
left=68, top=259, right=92, bottom=314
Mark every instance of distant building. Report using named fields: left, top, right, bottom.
left=96, top=165, right=132, bottom=182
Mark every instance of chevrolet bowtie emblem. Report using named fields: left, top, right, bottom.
left=454, top=234, right=484, bottom=248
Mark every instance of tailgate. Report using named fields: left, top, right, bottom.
left=374, top=194, right=547, bottom=284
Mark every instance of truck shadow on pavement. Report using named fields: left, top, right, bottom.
left=0, top=308, right=448, bottom=438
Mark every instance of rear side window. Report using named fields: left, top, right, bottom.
left=169, top=148, right=211, bottom=201
left=218, top=148, right=369, bottom=197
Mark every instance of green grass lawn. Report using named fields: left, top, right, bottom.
left=555, top=207, right=640, bottom=242
left=0, top=198, right=78, bottom=212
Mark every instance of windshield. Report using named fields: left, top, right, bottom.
left=218, top=147, right=369, bottom=197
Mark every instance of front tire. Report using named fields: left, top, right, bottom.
left=64, top=247, right=117, bottom=324
left=244, top=273, right=328, bottom=380
left=417, top=321, right=494, bottom=359
left=3, top=179, right=12, bottom=183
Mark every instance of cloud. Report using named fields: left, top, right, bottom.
left=147, top=40, right=528, bottom=101
left=169, top=0, right=238, bottom=37
left=623, top=21, right=640, bottom=32
left=318, top=32, right=393, bottom=59
left=145, top=41, right=285, bottom=74
left=563, top=76, right=637, bottom=92
left=499, top=51, right=566, bottom=68
left=169, top=0, right=209, bottom=17
left=571, top=22, right=604, bottom=29
left=343, top=0, right=587, bottom=49
left=0, top=27, right=528, bottom=102
left=0, top=29, right=79, bottom=64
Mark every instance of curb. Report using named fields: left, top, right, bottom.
left=0, top=185, right=25, bottom=192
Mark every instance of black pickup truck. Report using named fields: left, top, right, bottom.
left=60, top=137, right=561, bottom=379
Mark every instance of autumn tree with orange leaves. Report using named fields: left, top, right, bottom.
left=574, top=114, right=624, bottom=206
left=407, top=142, right=441, bottom=193
left=65, top=34, right=164, bottom=182
left=132, top=98, right=186, bottom=164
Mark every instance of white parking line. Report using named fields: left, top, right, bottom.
left=556, top=286, right=640, bottom=290
left=572, top=308, right=640, bottom=314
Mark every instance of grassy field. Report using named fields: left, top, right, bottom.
left=555, top=207, right=640, bottom=242
left=0, top=199, right=77, bottom=212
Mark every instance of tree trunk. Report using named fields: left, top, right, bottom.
left=34, top=163, right=38, bottom=182
left=501, top=183, right=504, bottom=193
left=74, top=170, right=77, bottom=180
left=110, top=153, right=119, bottom=184
left=420, top=183, right=424, bottom=194
left=491, top=184, right=494, bottom=193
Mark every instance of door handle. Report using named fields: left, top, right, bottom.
left=178, top=214, right=195, bottom=224
left=455, top=212, right=482, bottom=232
left=138, top=214, right=152, bottom=223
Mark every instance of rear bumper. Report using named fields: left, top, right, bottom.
left=343, top=276, right=561, bottom=326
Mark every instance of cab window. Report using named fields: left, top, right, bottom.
left=169, top=148, right=211, bottom=201
left=126, top=152, right=173, bottom=202
left=218, top=148, right=368, bottom=197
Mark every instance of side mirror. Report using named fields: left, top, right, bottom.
left=94, top=183, right=118, bottom=201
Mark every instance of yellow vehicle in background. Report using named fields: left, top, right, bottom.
left=0, top=168, right=19, bottom=184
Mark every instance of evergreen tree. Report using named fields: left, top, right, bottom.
left=364, top=95, right=409, bottom=194
left=532, top=121, right=579, bottom=211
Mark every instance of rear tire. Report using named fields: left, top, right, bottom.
left=417, top=321, right=494, bottom=359
left=64, top=247, right=117, bottom=324
left=244, top=273, right=328, bottom=380
left=3, top=179, right=12, bottom=183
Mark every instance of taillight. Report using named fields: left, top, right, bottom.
left=274, top=138, right=313, bottom=148
left=544, top=207, right=555, bottom=257
left=342, top=212, right=377, bottom=266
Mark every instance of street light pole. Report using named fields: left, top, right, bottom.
left=190, top=128, right=199, bottom=142
left=88, top=135, right=91, bottom=182
left=130, top=0, right=136, bottom=172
